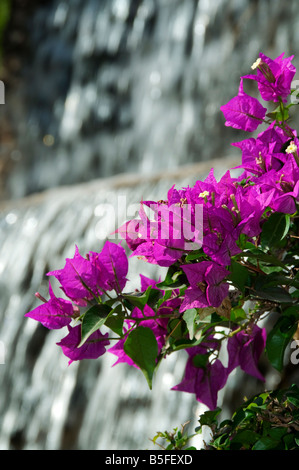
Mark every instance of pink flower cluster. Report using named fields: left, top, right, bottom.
left=25, top=240, right=128, bottom=363
left=25, top=53, right=299, bottom=410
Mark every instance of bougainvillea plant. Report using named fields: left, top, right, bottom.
left=25, top=52, right=299, bottom=449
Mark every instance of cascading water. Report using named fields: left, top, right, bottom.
left=5, top=0, right=299, bottom=200
left=0, top=0, right=298, bottom=450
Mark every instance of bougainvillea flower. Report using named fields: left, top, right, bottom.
left=232, top=137, right=286, bottom=176
left=139, top=274, right=162, bottom=292
left=172, top=345, right=228, bottom=410
left=47, top=245, right=102, bottom=305
left=115, top=219, right=145, bottom=252
left=152, top=240, right=184, bottom=267
left=220, top=78, right=267, bottom=132
left=232, top=121, right=294, bottom=177
left=255, top=158, right=299, bottom=214
left=120, top=204, right=161, bottom=265
left=228, top=185, right=273, bottom=238
left=227, top=324, right=266, bottom=381
left=191, top=169, right=225, bottom=208
left=57, top=324, right=110, bottom=365
left=48, top=241, right=129, bottom=304
left=25, top=282, right=74, bottom=329
left=130, top=240, right=157, bottom=264
left=203, top=231, right=242, bottom=266
left=128, top=201, right=201, bottom=267
left=180, top=261, right=230, bottom=312
left=156, top=203, right=203, bottom=250
left=244, top=53, right=296, bottom=103
left=89, top=240, right=128, bottom=293
left=200, top=202, right=243, bottom=266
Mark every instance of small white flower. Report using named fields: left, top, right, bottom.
left=285, top=141, right=298, bottom=154
left=199, top=191, right=209, bottom=198
left=251, top=58, right=262, bottom=70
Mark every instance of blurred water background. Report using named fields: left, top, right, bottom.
left=0, top=0, right=299, bottom=450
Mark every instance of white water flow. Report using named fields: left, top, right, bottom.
left=0, top=0, right=298, bottom=450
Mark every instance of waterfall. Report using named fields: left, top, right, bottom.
left=5, top=0, right=299, bottom=200
left=0, top=0, right=298, bottom=450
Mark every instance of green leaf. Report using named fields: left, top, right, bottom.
left=197, top=408, right=221, bottom=429
left=291, top=290, right=299, bottom=299
left=287, top=396, right=299, bottom=408
left=122, top=286, right=163, bottom=311
left=266, top=103, right=289, bottom=123
left=185, top=250, right=205, bottom=262
left=167, top=317, right=186, bottom=342
left=252, top=436, right=281, bottom=450
left=192, top=353, right=209, bottom=368
left=170, top=337, right=204, bottom=352
left=104, top=304, right=124, bottom=336
left=157, top=289, right=172, bottom=307
left=286, top=383, right=299, bottom=397
left=183, top=308, right=197, bottom=339
left=231, top=430, right=260, bottom=447
left=252, top=286, right=293, bottom=304
left=268, top=427, right=288, bottom=441
left=266, top=307, right=299, bottom=371
left=79, top=304, right=112, bottom=347
left=124, top=326, right=158, bottom=389
left=156, top=265, right=183, bottom=288
left=228, top=260, right=251, bottom=293
left=284, top=433, right=299, bottom=450
left=261, top=212, right=290, bottom=250
left=231, top=408, right=246, bottom=428
left=230, top=306, right=247, bottom=322
left=282, top=214, right=291, bottom=239
left=256, top=272, right=299, bottom=290
left=236, top=247, right=286, bottom=269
